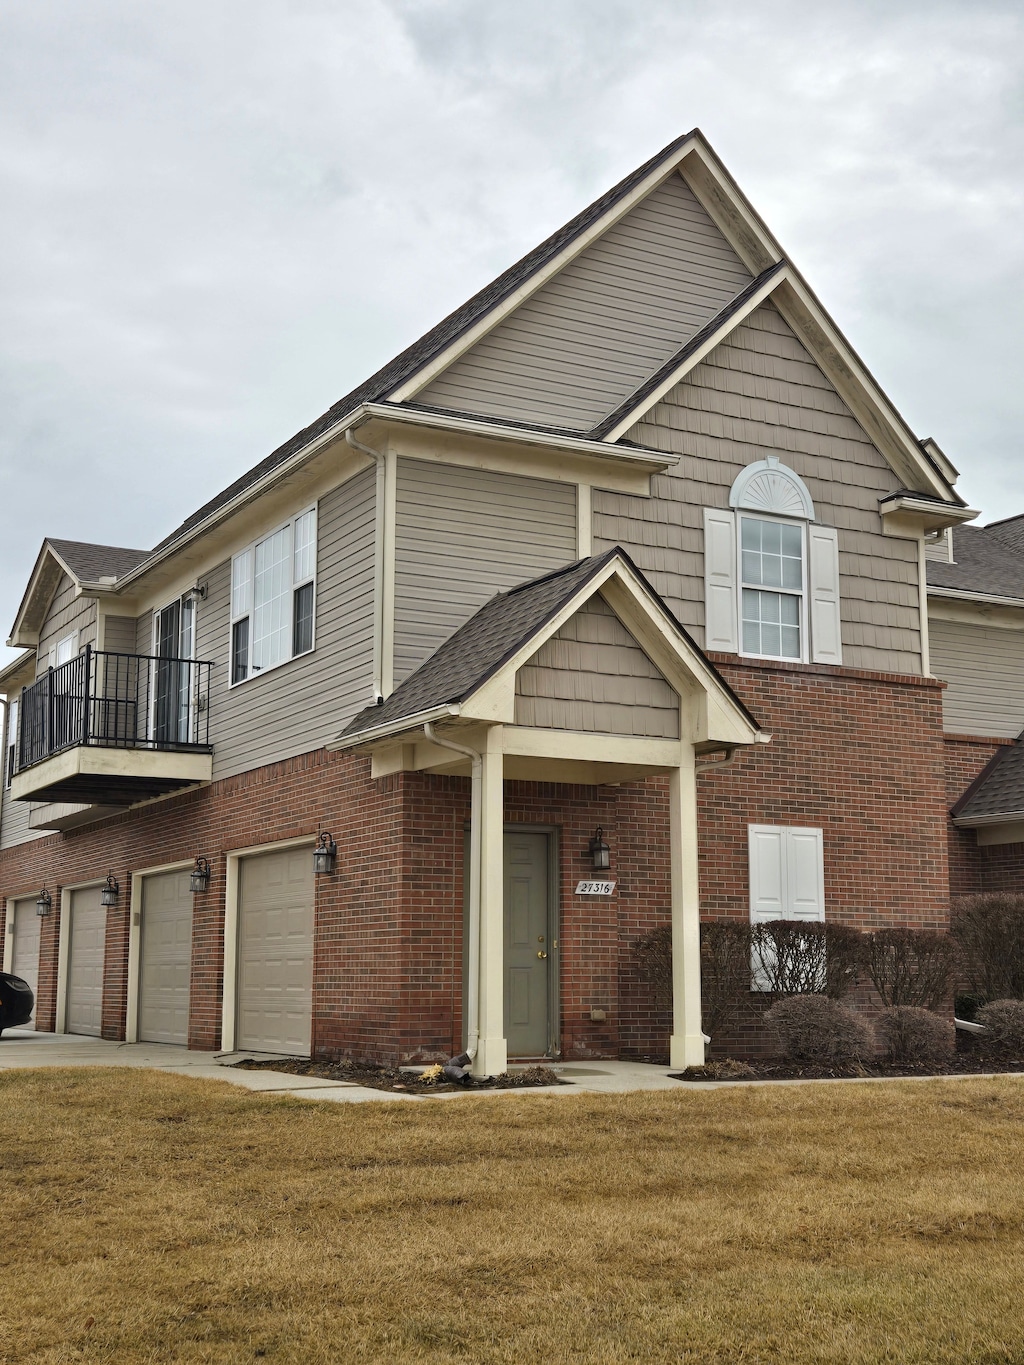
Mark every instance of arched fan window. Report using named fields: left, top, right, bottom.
left=703, top=457, right=842, bottom=665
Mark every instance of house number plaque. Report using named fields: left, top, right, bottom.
left=575, top=880, right=616, bottom=895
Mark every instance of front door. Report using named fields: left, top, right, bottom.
left=139, top=869, right=193, bottom=1045
left=503, top=831, right=550, bottom=1057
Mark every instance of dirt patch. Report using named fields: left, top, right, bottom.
left=674, top=1055, right=1024, bottom=1082
left=230, top=1056, right=568, bottom=1094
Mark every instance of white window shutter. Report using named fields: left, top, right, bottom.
left=748, top=826, right=785, bottom=922
left=748, top=824, right=825, bottom=923
left=808, top=524, right=842, bottom=664
left=703, top=507, right=738, bottom=653
left=786, top=828, right=825, bottom=921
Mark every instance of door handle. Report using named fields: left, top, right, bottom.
left=537, top=951, right=548, bottom=960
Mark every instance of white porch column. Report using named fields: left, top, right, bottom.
left=669, top=750, right=705, bottom=1068
left=474, top=725, right=507, bottom=1077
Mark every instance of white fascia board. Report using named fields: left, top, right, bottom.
left=384, top=142, right=703, bottom=405
left=599, top=267, right=789, bottom=443
left=362, top=403, right=677, bottom=472
left=327, top=703, right=462, bottom=751
left=677, top=140, right=783, bottom=275
left=772, top=273, right=956, bottom=502
left=927, top=586, right=1024, bottom=611
left=881, top=496, right=978, bottom=525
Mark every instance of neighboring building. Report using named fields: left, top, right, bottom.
left=0, top=128, right=1012, bottom=1069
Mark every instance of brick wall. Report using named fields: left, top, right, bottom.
left=942, top=735, right=1024, bottom=895
left=0, top=659, right=955, bottom=1063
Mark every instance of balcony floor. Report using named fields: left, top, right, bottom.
left=10, top=744, right=212, bottom=807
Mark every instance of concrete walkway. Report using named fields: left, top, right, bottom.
left=0, top=1029, right=684, bottom=1101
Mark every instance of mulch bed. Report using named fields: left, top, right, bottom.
left=673, top=1055, right=1024, bottom=1083
left=230, top=1056, right=568, bottom=1094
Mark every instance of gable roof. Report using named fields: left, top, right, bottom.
left=952, top=733, right=1024, bottom=825
left=7, top=537, right=150, bottom=647
left=927, top=525, right=1024, bottom=603
left=47, top=539, right=149, bottom=584
left=337, top=547, right=760, bottom=746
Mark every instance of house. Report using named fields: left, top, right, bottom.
left=0, top=128, right=1013, bottom=1071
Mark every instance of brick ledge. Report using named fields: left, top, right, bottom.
left=705, top=653, right=945, bottom=689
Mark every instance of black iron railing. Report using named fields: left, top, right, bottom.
left=15, top=646, right=213, bottom=774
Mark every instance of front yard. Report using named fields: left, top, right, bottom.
left=2, top=1069, right=1024, bottom=1363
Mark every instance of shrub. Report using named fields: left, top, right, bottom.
left=633, top=921, right=753, bottom=1038
left=764, top=993, right=874, bottom=1064
left=865, top=928, right=954, bottom=1010
left=976, top=999, right=1024, bottom=1056
left=751, top=921, right=864, bottom=999
left=950, top=894, right=1024, bottom=1004
left=877, top=1006, right=955, bottom=1064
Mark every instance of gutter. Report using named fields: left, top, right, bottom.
left=927, top=586, right=1024, bottom=612
left=326, top=704, right=461, bottom=752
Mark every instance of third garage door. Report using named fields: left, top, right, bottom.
left=66, top=886, right=105, bottom=1036
left=237, top=846, right=314, bottom=1055
left=139, top=869, right=193, bottom=1045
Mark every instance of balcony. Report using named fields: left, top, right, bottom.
left=10, top=646, right=214, bottom=809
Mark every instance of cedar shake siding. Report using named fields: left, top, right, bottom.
left=595, top=302, right=923, bottom=676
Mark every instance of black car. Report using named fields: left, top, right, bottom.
left=0, top=973, right=34, bottom=1033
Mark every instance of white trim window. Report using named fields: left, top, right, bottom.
left=4, top=697, right=17, bottom=788
left=703, top=456, right=842, bottom=665
left=231, top=507, right=317, bottom=685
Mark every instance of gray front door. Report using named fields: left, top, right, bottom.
left=504, top=831, right=550, bottom=1057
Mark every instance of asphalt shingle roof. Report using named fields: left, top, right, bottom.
left=953, top=736, right=1024, bottom=822
left=47, top=539, right=149, bottom=583
left=153, top=131, right=700, bottom=554
left=340, top=546, right=759, bottom=743
left=927, top=524, right=1024, bottom=601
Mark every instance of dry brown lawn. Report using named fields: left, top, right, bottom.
left=2, top=1069, right=1024, bottom=1363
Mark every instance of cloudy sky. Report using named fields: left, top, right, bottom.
left=2, top=0, right=1023, bottom=669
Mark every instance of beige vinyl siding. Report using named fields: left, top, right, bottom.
left=103, top=615, right=138, bottom=654
left=930, top=618, right=1024, bottom=737
left=0, top=702, right=44, bottom=850
left=393, top=459, right=577, bottom=685
left=515, top=593, right=679, bottom=737
left=417, top=173, right=752, bottom=431
left=135, top=611, right=154, bottom=658
left=594, top=301, right=922, bottom=675
left=35, top=575, right=97, bottom=678
left=198, top=468, right=376, bottom=780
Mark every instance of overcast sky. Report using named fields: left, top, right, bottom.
left=2, top=0, right=1024, bottom=669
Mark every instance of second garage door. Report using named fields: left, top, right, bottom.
left=139, top=869, right=193, bottom=1045
left=10, top=897, right=40, bottom=1027
left=66, top=886, right=105, bottom=1036
left=237, top=846, right=314, bottom=1055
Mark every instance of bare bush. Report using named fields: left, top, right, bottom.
left=751, top=921, right=863, bottom=998
left=865, top=929, right=954, bottom=1010
left=633, top=924, right=672, bottom=1006
left=950, top=895, right=1024, bottom=1004
left=765, top=994, right=874, bottom=1064
left=976, top=999, right=1024, bottom=1056
left=700, top=920, right=753, bottom=1036
left=877, top=1006, right=955, bottom=1064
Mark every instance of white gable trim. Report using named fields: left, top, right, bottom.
left=460, top=555, right=766, bottom=751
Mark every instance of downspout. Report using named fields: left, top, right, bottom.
left=345, top=428, right=388, bottom=704
left=424, top=722, right=482, bottom=1062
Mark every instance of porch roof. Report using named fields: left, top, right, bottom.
left=951, top=732, right=1024, bottom=827
left=336, top=547, right=761, bottom=748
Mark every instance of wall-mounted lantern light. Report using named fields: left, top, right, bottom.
left=190, top=857, right=212, bottom=894
left=587, top=827, right=611, bottom=872
left=36, top=887, right=52, bottom=917
left=313, top=831, right=337, bottom=876
left=100, top=872, right=120, bottom=908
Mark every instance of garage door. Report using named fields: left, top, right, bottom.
left=10, top=897, right=40, bottom=1027
left=139, top=869, right=193, bottom=1045
left=66, top=886, right=105, bottom=1036
left=237, top=846, right=314, bottom=1055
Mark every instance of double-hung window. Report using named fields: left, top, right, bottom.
left=740, top=516, right=804, bottom=661
left=231, top=507, right=317, bottom=685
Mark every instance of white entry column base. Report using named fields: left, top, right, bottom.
left=670, top=1032, right=707, bottom=1069
left=473, top=1036, right=508, bottom=1078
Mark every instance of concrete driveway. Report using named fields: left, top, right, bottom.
left=0, top=1029, right=686, bottom=1101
